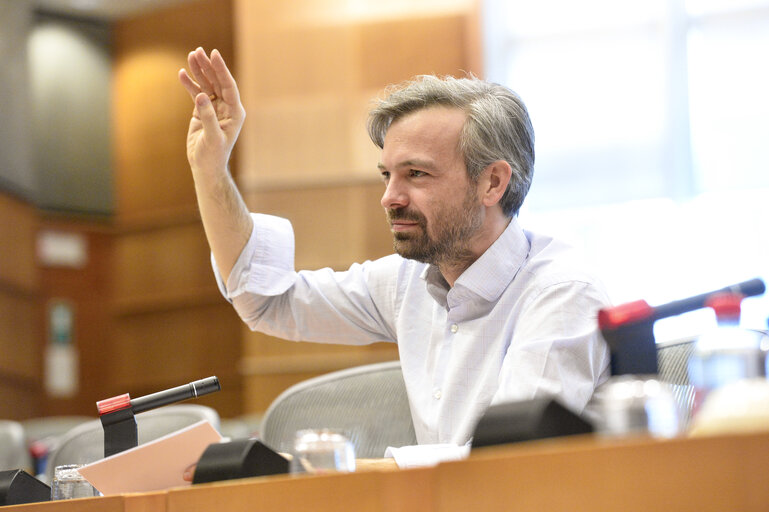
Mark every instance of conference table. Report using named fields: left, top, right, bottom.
left=7, top=429, right=769, bottom=511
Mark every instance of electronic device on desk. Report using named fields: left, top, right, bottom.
left=0, top=469, right=50, bottom=506
left=193, top=439, right=289, bottom=484
left=472, top=397, right=594, bottom=449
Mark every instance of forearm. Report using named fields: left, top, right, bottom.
left=192, top=164, right=253, bottom=283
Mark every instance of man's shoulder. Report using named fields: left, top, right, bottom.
left=520, top=229, right=608, bottom=296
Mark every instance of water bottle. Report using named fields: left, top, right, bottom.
left=687, top=293, right=766, bottom=417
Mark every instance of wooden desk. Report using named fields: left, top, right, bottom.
left=437, top=432, right=769, bottom=512
left=5, top=431, right=769, bottom=512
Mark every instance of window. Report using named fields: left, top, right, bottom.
left=483, top=0, right=769, bottom=341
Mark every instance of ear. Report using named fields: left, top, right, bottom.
left=478, top=160, right=512, bottom=208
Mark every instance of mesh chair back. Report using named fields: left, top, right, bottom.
left=44, top=404, right=220, bottom=483
left=0, top=420, right=31, bottom=472
left=260, top=361, right=417, bottom=458
left=656, top=338, right=696, bottom=426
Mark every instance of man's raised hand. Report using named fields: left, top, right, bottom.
left=178, top=47, right=245, bottom=177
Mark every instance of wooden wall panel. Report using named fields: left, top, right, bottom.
left=0, top=293, right=38, bottom=382
left=243, top=182, right=391, bottom=271
left=0, top=381, right=39, bottom=420
left=37, top=218, right=113, bottom=417
left=109, top=303, right=242, bottom=417
left=0, top=193, right=38, bottom=291
left=244, top=95, right=356, bottom=183
left=0, top=192, right=41, bottom=419
left=112, top=222, right=219, bottom=307
left=112, top=0, right=234, bottom=221
left=355, top=14, right=470, bottom=89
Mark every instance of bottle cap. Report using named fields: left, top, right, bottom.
left=705, top=292, right=743, bottom=322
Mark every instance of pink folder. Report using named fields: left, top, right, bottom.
left=77, top=420, right=222, bottom=495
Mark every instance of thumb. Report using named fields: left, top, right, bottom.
left=195, top=92, right=220, bottom=134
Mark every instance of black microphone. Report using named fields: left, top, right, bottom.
left=131, top=377, right=220, bottom=414
left=598, top=278, right=766, bottom=330
left=97, top=376, right=220, bottom=417
left=652, top=278, right=765, bottom=320
left=97, top=377, right=221, bottom=457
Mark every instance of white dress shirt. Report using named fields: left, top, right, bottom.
left=215, top=213, right=611, bottom=468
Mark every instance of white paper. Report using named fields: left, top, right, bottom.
left=77, top=420, right=222, bottom=495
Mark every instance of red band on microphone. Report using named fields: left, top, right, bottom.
left=97, top=393, right=132, bottom=415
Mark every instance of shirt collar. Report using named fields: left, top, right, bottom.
left=420, top=217, right=531, bottom=305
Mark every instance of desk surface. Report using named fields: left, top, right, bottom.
left=7, top=430, right=769, bottom=512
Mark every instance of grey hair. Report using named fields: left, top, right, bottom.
left=367, top=75, right=535, bottom=217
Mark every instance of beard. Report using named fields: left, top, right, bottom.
left=386, top=186, right=484, bottom=267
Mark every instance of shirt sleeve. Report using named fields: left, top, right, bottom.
left=213, top=213, right=297, bottom=301
left=211, top=213, right=399, bottom=345
left=384, top=444, right=470, bottom=469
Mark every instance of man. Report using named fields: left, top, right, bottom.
left=179, top=47, right=610, bottom=469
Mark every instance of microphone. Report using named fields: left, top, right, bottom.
left=97, top=377, right=221, bottom=457
left=598, top=278, right=766, bottom=375
left=97, top=377, right=221, bottom=416
left=598, top=278, right=765, bottom=330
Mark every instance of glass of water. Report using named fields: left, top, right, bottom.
left=51, top=464, right=99, bottom=500
left=291, top=429, right=356, bottom=474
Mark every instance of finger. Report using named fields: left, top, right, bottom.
left=188, top=48, right=215, bottom=95
left=178, top=68, right=202, bottom=101
left=182, top=463, right=197, bottom=482
left=210, top=49, right=241, bottom=104
left=192, top=48, right=222, bottom=99
left=195, top=92, right=220, bottom=133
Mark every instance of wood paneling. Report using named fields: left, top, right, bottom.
left=0, top=192, right=41, bottom=418
left=112, top=221, right=218, bottom=306
left=37, top=217, right=113, bottom=417
left=112, top=0, right=234, bottom=221
left=0, top=193, right=38, bottom=292
left=109, top=302, right=242, bottom=417
left=243, top=181, right=391, bottom=270
left=355, top=14, right=470, bottom=89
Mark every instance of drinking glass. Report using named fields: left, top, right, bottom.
left=291, top=429, right=356, bottom=474
left=51, top=464, right=99, bottom=500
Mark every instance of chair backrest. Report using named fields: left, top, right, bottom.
left=0, top=420, right=31, bottom=472
left=44, top=404, right=220, bottom=483
left=656, top=338, right=697, bottom=426
left=260, top=361, right=417, bottom=458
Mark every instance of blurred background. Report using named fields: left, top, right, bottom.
left=0, top=0, right=766, bottom=423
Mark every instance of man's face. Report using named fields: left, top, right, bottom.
left=378, top=106, right=484, bottom=266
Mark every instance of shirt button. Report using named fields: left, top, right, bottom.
left=433, top=390, right=442, bottom=400
left=450, top=324, right=459, bottom=333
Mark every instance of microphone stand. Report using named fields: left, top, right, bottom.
left=96, top=376, right=220, bottom=458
